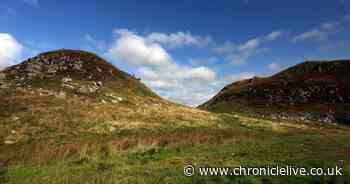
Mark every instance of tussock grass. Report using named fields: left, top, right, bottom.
left=1, top=84, right=350, bottom=183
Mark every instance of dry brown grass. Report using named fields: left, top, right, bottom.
left=0, top=126, right=257, bottom=166
left=235, top=114, right=350, bottom=134
left=1, top=84, right=349, bottom=171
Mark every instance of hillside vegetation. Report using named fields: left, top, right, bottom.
left=200, top=60, right=350, bottom=124
left=0, top=51, right=349, bottom=184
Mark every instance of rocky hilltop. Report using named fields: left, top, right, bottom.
left=200, top=60, right=350, bottom=124
left=0, top=49, right=217, bottom=146
left=0, top=49, right=153, bottom=96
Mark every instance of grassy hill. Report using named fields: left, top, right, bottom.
left=0, top=51, right=349, bottom=184
left=199, top=60, right=350, bottom=124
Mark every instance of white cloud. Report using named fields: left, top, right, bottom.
left=0, top=6, right=16, bottom=17
left=22, top=40, right=55, bottom=58
left=292, top=13, right=350, bottom=43
left=215, top=30, right=284, bottom=65
left=292, top=21, right=339, bottom=42
left=215, top=72, right=255, bottom=86
left=345, top=14, right=350, bottom=21
left=320, top=22, right=338, bottom=31
left=106, top=29, right=258, bottom=106
left=319, top=41, right=350, bottom=51
left=238, top=38, right=260, bottom=51
left=0, top=33, right=23, bottom=69
left=22, top=0, right=39, bottom=7
left=145, top=31, right=212, bottom=49
left=214, top=41, right=236, bottom=54
left=138, top=65, right=218, bottom=106
left=156, top=71, right=254, bottom=106
left=84, top=34, right=106, bottom=51
left=265, top=30, right=285, bottom=41
left=107, top=29, right=220, bottom=106
left=267, top=62, right=282, bottom=71
left=292, top=29, right=326, bottom=42
left=227, top=50, right=254, bottom=65
left=187, top=66, right=216, bottom=81
left=189, top=57, right=218, bottom=66
left=108, top=29, right=173, bottom=68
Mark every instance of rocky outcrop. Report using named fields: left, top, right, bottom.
left=2, top=49, right=142, bottom=82
left=200, top=60, right=350, bottom=124
left=0, top=50, right=159, bottom=109
left=77, top=82, right=102, bottom=94
left=0, top=72, right=9, bottom=89
left=0, top=72, right=6, bottom=80
left=244, top=82, right=348, bottom=105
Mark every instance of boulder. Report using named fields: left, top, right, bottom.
left=77, top=84, right=99, bottom=94
left=62, top=77, right=73, bottom=83
left=0, top=82, right=9, bottom=89
left=97, top=67, right=102, bottom=73
left=0, top=73, right=6, bottom=80
left=56, top=91, right=67, bottom=99
left=72, top=63, right=83, bottom=71
left=62, top=83, right=75, bottom=90
left=4, top=140, right=16, bottom=145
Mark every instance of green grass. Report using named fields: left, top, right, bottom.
left=2, top=140, right=349, bottom=184
left=1, top=113, right=349, bottom=184
left=1, top=79, right=349, bottom=184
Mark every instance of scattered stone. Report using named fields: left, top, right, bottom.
left=12, top=116, right=20, bottom=121
left=109, top=126, right=116, bottom=132
left=105, top=94, right=123, bottom=103
left=62, top=77, right=72, bottom=83
left=37, top=88, right=55, bottom=96
left=56, top=91, right=66, bottom=99
left=77, top=83, right=99, bottom=94
left=111, top=99, right=119, bottom=104
left=0, top=73, right=6, bottom=80
left=0, top=82, right=9, bottom=89
left=62, top=83, right=75, bottom=90
left=92, top=81, right=103, bottom=87
left=72, top=63, right=83, bottom=71
left=4, top=140, right=16, bottom=145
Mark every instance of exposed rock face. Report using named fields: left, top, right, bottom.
left=0, top=49, right=158, bottom=100
left=0, top=49, right=165, bottom=146
left=0, top=73, right=9, bottom=89
left=77, top=82, right=101, bottom=94
left=0, top=72, right=6, bottom=80
left=200, top=60, right=350, bottom=124
left=56, top=91, right=66, bottom=99
left=3, top=49, right=122, bottom=81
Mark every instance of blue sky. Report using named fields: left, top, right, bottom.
left=0, top=0, right=349, bottom=106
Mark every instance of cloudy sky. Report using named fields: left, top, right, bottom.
left=0, top=0, right=349, bottom=106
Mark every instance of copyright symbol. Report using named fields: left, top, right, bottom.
left=184, top=165, right=195, bottom=177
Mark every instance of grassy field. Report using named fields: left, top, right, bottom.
left=0, top=73, right=349, bottom=184
left=1, top=111, right=349, bottom=184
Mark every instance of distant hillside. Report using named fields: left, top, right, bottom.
left=199, top=60, right=350, bottom=124
left=1, top=51, right=350, bottom=184
left=0, top=49, right=217, bottom=147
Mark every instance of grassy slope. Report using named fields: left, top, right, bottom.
left=1, top=56, right=350, bottom=183
left=199, top=60, right=350, bottom=118
left=1, top=86, right=349, bottom=184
